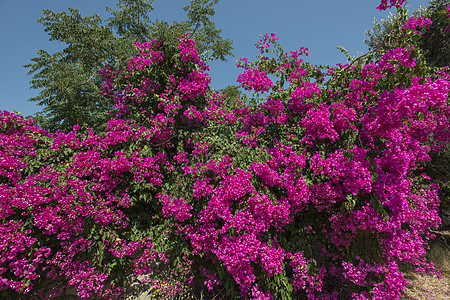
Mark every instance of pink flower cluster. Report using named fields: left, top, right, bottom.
left=0, top=115, right=170, bottom=298
left=377, top=0, right=406, bottom=11
left=177, top=33, right=208, bottom=70
left=255, top=33, right=279, bottom=54
left=403, top=16, right=432, bottom=35
left=237, top=68, right=273, bottom=93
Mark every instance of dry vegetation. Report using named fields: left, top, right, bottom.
left=401, top=230, right=450, bottom=300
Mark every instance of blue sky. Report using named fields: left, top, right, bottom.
left=0, top=0, right=425, bottom=117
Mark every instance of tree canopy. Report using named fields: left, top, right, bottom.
left=25, top=0, right=234, bottom=133
left=365, top=0, right=449, bottom=67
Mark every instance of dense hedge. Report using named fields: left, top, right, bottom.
left=1, top=1, right=449, bottom=299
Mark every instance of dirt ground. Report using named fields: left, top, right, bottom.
left=401, top=230, right=450, bottom=300
left=401, top=270, right=450, bottom=300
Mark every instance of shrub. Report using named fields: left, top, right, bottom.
left=1, top=1, right=449, bottom=299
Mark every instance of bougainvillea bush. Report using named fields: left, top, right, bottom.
left=1, top=1, right=449, bottom=299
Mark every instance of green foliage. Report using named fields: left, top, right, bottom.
left=24, top=8, right=119, bottom=133
left=25, top=0, right=233, bottom=133
left=220, top=85, right=242, bottom=103
left=106, top=0, right=155, bottom=40
left=364, top=0, right=449, bottom=67
left=183, top=0, right=234, bottom=62
left=419, top=0, right=450, bottom=67
left=424, top=144, right=450, bottom=223
left=364, top=11, right=404, bottom=51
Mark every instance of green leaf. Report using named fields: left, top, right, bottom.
left=369, top=194, right=389, bottom=221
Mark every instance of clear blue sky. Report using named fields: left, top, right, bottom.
left=0, top=0, right=425, bottom=117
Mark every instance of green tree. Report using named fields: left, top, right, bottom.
left=418, top=0, right=450, bottom=67
left=25, top=0, right=233, bottom=133
left=364, top=0, right=449, bottom=67
left=220, top=85, right=242, bottom=103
